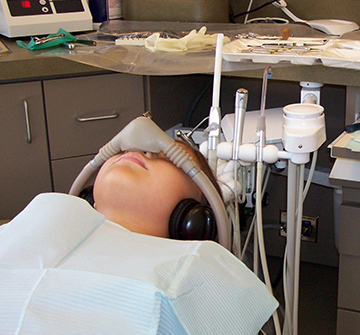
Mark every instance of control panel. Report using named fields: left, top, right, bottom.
left=0, top=0, right=93, bottom=37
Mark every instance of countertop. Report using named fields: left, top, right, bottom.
left=2, top=21, right=360, bottom=86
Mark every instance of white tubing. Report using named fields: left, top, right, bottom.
left=241, top=213, right=255, bottom=262
left=244, top=0, right=254, bottom=24
left=253, top=219, right=259, bottom=276
left=293, top=164, right=305, bottom=335
left=282, top=246, right=292, bottom=334
left=281, top=6, right=306, bottom=23
left=240, top=164, right=270, bottom=261
left=233, top=162, right=241, bottom=258
left=208, top=34, right=224, bottom=174
left=256, top=162, right=282, bottom=335
left=303, top=151, right=318, bottom=201
left=284, top=161, right=297, bottom=335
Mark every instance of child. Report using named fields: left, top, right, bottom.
left=0, top=119, right=278, bottom=334
left=92, top=140, right=221, bottom=238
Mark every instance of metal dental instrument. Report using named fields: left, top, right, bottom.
left=233, top=89, right=248, bottom=161
left=62, top=39, right=97, bottom=50
left=243, top=46, right=311, bottom=55
left=75, top=39, right=97, bottom=46
left=176, top=116, right=209, bottom=150
left=63, top=43, right=76, bottom=50
left=34, top=33, right=96, bottom=48
left=235, top=32, right=281, bottom=40
left=232, top=88, right=248, bottom=257
left=34, top=33, right=66, bottom=45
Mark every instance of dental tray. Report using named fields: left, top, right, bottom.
left=222, top=37, right=328, bottom=65
left=115, top=38, right=146, bottom=46
left=114, top=32, right=151, bottom=46
left=113, top=31, right=182, bottom=46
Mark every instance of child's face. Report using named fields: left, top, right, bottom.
left=93, top=143, right=203, bottom=237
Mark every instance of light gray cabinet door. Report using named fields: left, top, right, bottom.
left=0, top=81, right=52, bottom=219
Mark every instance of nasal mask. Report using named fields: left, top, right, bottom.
left=69, top=116, right=230, bottom=250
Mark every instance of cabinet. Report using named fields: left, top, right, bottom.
left=0, top=73, right=145, bottom=219
left=0, top=81, right=52, bottom=219
left=329, top=137, right=360, bottom=334
left=336, top=189, right=360, bottom=333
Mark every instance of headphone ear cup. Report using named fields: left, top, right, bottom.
left=169, top=198, right=217, bottom=241
left=79, top=186, right=95, bottom=207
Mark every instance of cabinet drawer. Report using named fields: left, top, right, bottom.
left=339, top=203, right=360, bottom=256
left=338, top=254, right=360, bottom=311
left=52, top=155, right=97, bottom=194
left=337, top=309, right=360, bottom=334
left=342, top=187, right=360, bottom=203
left=44, top=73, right=144, bottom=160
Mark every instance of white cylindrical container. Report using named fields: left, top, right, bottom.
left=282, top=103, right=326, bottom=154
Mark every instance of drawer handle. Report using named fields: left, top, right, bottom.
left=23, top=99, right=32, bottom=143
left=75, top=112, right=119, bottom=122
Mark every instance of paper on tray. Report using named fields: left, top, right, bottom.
left=345, top=130, right=360, bottom=152
left=319, top=39, right=360, bottom=69
left=323, top=39, right=360, bottom=59
left=222, top=38, right=325, bottom=65
left=223, top=37, right=360, bottom=71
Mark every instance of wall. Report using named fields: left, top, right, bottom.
left=230, top=0, right=360, bottom=25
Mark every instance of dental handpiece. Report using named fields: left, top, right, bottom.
left=232, top=88, right=248, bottom=160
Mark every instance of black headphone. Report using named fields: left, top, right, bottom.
left=169, top=198, right=217, bottom=241
left=79, top=187, right=217, bottom=242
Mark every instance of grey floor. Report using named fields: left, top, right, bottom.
left=267, top=256, right=339, bottom=335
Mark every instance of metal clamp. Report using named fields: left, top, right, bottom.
left=34, top=33, right=66, bottom=45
